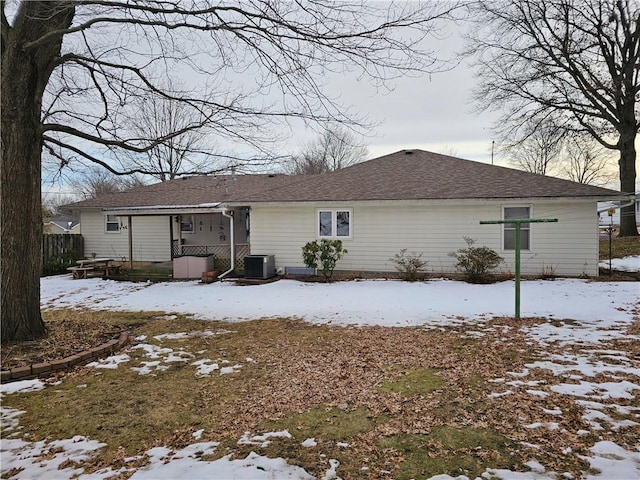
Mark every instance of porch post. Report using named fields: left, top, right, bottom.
left=127, top=215, right=133, bottom=270
left=177, top=214, right=183, bottom=255
left=169, top=216, right=174, bottom=258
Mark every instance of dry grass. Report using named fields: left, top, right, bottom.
left=599, top=235, right=640, bottom=259
left=3, top=312, right=638, bottom=479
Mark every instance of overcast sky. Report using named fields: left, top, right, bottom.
left=41, top=9, right=635, bottom=198
left=287, top=26, right=503, bottom=166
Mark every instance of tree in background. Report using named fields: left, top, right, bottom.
left=69, top=167, right=146, bottom=200
left=1, top=1, right=457, bottom=342
left=287, top=126, right=368, bottom=175
left=501, top=118, right=618, bottom=186
left=466, top=0, right=639, bottom=236
left=124, top=81, right=211, bottom=182
left=561, top=136, right=618, bottom=187
left=506, top=123, right=564, bottom=176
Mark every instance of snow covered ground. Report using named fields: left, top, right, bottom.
left=2, top=270, right=639, bottom=480
left=40, top=274, right=639, bottom=327
left=598, top=256, right=640, bottom=272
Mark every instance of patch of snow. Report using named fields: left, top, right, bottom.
left=551, top=380, right=640, bottom=400
left=526, top=389, right=549, bottom=398
left=191, top=359, right=219, bottom=377
left=579, top=441, right=640, bottom=480
left=0, top=435, right=107, bottom=480
left=238, top=431, right=293, bottom=448
left=0, top=379, right=45, bottom=396
left=542, top=408, right=563, bottom=416
left=86, top=354, right=130, bottom=369
left=598, top=256, right=640, bottom=272
left=129, top=449, right=315, bottom=479
left=301, top=438, right=317, bottom=448
left=219, top=364, right=242, bottom=375
left=0, top=407, right=25, bottom=433
left=320, top=458, right=341, bottom=480
left=130, top=343, right=173, bottom=359
left=488, top=390, right=514, bottom=398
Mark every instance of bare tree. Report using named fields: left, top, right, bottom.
left=466, top=0, right=639, bottom=236
left=438, top=145, right=461, bottom=157
left=561, top=136, right=618, bottom=187
left=506, top=123, right=565, bottom=176
left=42, top=192, right=78, bottom=216
left=1, top=1, right=458, bottom=341
left=287, top=126, right=368, bottom=175
left=69, top=167, right=146, bottom=199
left=124, top=82, right=211, bottom=182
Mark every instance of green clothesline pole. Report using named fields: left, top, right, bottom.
left=480, top=218, right=558, bottom=319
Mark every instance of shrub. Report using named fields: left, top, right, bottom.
left=448, top=237, right=503, bottom=283
left=390, top=249, right=428, bottom=281
left=302, top=239, right=347, bottom=281
left=42, top=251, right=78, bottom=276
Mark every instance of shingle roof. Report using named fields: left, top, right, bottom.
left=67, top=173, right=299, bottom=209
left=240, top=149, right=621, bottom=202
left=68, top=150, right=622, bottom=209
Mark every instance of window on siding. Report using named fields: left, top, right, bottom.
left=105, top=215, right=120, bottom=233
left=180, top=215, right=194, bottom=234
left=503, top=206, right=530, bottom=250
left=318, top=209, right=351, bottom=238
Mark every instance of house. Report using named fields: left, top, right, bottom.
left=66, top=149, right=630, bottom=277
left=598, top=193, right=640, bottom=228
left=44, top=214, right=81, bottom=234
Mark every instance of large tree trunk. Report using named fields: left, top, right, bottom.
left=618, top=131, right=638, bottom=237
left=1, top=2, right=75, bottom=342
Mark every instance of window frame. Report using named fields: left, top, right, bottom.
left=502, top=205, right=531, bottom=251
left=105, top=214, right=120, bottom=233
left=316, top=208, right=353, bottom=239
left=180, top=215, right=195, bottom=234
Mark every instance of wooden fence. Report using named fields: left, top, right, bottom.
left=42, top=234, right=84, bottom=264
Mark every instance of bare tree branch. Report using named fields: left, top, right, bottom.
left=465, top=0, right=639, bottom=235
left=286, top=125, right=369, bottom=175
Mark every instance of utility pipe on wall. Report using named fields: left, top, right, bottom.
left=219, top=209, right=235, bottom=280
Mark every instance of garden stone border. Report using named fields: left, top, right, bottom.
left=0, top=331, right=129, bottom=383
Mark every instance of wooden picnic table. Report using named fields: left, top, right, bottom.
left=67, top=258, right=121, bottom=279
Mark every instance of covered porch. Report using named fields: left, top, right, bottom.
left=105, top=204, right=251, bottom=279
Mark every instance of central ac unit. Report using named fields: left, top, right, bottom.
left=244, top=255, right=276, bottom=279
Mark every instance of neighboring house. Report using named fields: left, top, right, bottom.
left=66, top=150, right=630, bottom=277
left=598, top=193, right=640, bottom=227
left=44, top=214, right=81, bottom=234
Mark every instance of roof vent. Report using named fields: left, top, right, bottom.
left=405, top=150, right=413, bottom=155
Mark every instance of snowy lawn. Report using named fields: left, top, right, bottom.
left=1, top=274, right=639, bottom=480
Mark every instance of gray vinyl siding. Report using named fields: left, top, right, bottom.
left=249, top=200, right=599, bottom=276
left=80, top=210, right=171, bottom=262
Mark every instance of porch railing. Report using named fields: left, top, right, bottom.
left=171, top=242, right=250, bottom=271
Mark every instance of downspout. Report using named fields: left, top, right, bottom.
left=218, top=209, right=235, bottom=280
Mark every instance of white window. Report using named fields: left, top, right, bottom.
left=180, top=215, right=194, bottom=234
left=503, top=206, right=530, bottom=250
left=105, top=215, right=120, bottom=233
left=318, top=209, right=352, bottom=238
